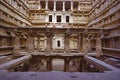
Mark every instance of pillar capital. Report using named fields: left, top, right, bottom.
left=13, top=29, right=21, bottom=37
left=14, top=32, right=21, bottom=37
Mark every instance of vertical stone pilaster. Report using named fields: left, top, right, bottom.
left=37, top=36, right=41, bottom=52
left=27, top=33, right=34, bottom=53
left=88, top=35, right=92, bottom=53
left=96, top=34, right=102, bottom=57
left=13, top=32, right=21, bottom=56
left=77, top=34, right=81, bottom=53
left=64, top=33, right=70, bottom=53
left=78, top=58, right=83, bottom=72
left=82, top=34, right=88, bottom=55
left=46, top=33, right=53, bottom=54
left=46, top=58, right=52, bottom=71
left=64, top=58, right=70, bottom=72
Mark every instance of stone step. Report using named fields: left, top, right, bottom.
left=104, top=58, right=120, bottom=66
left=0, top=56, right=11, bottom=64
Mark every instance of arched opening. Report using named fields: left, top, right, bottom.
left=56, top=1, right=63, bottom=11
left=48, top=1, right=54, bottom=10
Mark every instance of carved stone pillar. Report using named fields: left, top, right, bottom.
left=13, top=32, right=21, bottom=56
left=82, top=34, right=88, bottom=55
left=46, top=58, right=52, bottom=71
left=46, top=33, right=53, bottom=54
left=88, top=35, right=92, bottom=53
left=37, top=35, right=41, bottom=52
left=77, top=34, right=81, bottom=53
left=64, top=33, right=70, bottom=53
left=78, top=58, right=83, bottom=72
left=96, top=34, right=102, bottom=57
left=64, top=58, right=70, bottom=72
left=27, top=33, right=34, bottom=53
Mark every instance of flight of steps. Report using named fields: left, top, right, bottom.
left=104, top=58, right=120, bottom=69
left=0, top=56, right=12, bottom=64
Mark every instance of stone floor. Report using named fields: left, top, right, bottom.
left=0, top=70, right=120, bottom=80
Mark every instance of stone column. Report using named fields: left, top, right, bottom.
left=88, top=35, right=92, bottom=53
left=77, top=34, right=81, bottom=53
left=46, top=33, right=53, bottom=54
left=63, top=1, right=65, bottom=12
left=46, top=58, right=52, bottom=71
left=64, top=33, right=70, bottom=53
left=54, top=1, right=56, bottom=11
left=27, top=33, right=34, bottom=53
left=45, top=1, right=48, bottom=10
left=37, top=35, right=41, bottom=52
left=64, top=58, right=70, bottom=72
left=71, top=1, right=73, bottom=11
left=78, top=58, right=83, bottom=72
left=82, top=34, right=88, bottom=55
left=13, top=32, right=21, bottom=56
left=96, top=34, right=102, bottom=57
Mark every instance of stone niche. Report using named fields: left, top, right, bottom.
left=53, top=34, right=64, bottom=50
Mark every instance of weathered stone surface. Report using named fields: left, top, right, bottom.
left=0, top=72, right=120, bottom=80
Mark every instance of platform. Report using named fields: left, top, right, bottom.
left=0, top=71, right=120, bottom=80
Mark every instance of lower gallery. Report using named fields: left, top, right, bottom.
left=0, top=0, right=120, bottom=80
